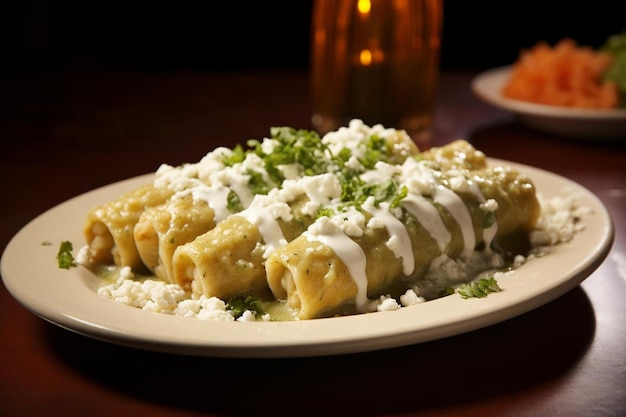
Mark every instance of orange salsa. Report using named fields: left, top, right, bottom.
left=502, top=38, right=619, bottom=109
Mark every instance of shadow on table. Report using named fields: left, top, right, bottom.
left=45, top=285, right=595, bottom=417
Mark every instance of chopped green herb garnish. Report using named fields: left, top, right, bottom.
left=221, top=127, right=332, bottom=197
left=337, top=147, right=352, bottom=164
left=245, top=169, right=272, bottom=195
left=457, top=277, right=501, bottom=298
left=340, top=176, right=368, bottom=204
left=226, top=295, right=266, bottom=319
left=57, top=241, right=77, bottom=269
left=221, top=144, right=246, bottom=166
left=359, top=135, right=388, bottom=169
left=226, top=190, right=244, bottom=212
left=317, top=207, right=336, bottom=218
left=600, top=30, right=626, bottom=106
left=338, top=176, right=406, bottom=211
left=219, top=125, right=411, bottom=219
left=390, top=185, right=408, bottom=208
left=370, top=179, right=402, bottom=207
left=250, top=127, right=330, bottom=179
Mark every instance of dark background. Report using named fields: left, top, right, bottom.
left=2, top=1, right=625, bottom=74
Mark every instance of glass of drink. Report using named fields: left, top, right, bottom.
left=310, top=0, right=443, bottom=149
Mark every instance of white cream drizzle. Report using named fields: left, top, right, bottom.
left=402, top=194, right=451, bottom=253
left=229, top=183, right=254, bottom=208
left=191, top=185, right=231, bottom=223
left=432, top=185, right=476, bottom=255
left=235, top=196, right=288, bottom=259
left=305, top=218, right=370, bottom=312
left=363, top=201, right=415, bottom=276
left=480, top=199, right=499, bottom=252
left=464, top=179, right=499, bottom=251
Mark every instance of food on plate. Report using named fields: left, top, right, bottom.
left=266, top=164, right=539, bottom=319
left=170, top=138, right=491, bottom=309
left=76, top=120, right=582, bottom=322
left=502, top=38, right=619, bottom=108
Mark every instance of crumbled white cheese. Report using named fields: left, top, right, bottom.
left=480, top=198, right=499, bottom=212
left=330, top=206, right=367, bottom=237
left=360, top=161, right=400, bottom=184
left=385, top=234, right=402, bottom=254
left=400, top=158, right=436, bottom=196
left=400, top=289, right=426, bottom=306
left=260, top=137, right=279, bottom=154
left=300, top=173, right=342, bottom=204
left=279, top=163, right=303, bottom=180
left=376, top=295, right=401, bottom=312
left=449, top=175, right=471, bottom=193
left=530, top=192, right=590, bottom=246
left=76, top=245, right=90, bottom=266
left=236, top=310, right=270, bottom=322
left=97, top=277, right=187, bottom=313
left=181, top=297, right=235, bottom=321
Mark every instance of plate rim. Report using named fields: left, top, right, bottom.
left=0, top=160, right=615, bottom=358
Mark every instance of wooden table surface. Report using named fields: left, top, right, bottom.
left=1, top=70, right=625, bottom=417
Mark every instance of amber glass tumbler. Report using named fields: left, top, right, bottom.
left=311, top=0, right=443, bottom=148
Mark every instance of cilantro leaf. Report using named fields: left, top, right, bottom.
left=226, top=190, right=244, bottom=212
left=226, top=295, right=266, bottom=319
left=221, top=144, right=246, bottom=166
left=457, top=277, right=501, bottom=298
left=57, top=241, right=77, bottom=269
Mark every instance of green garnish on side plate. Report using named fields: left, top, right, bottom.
left=600, top=30, right=626, bottom=107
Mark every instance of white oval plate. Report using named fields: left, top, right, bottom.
left=1, top=160, right=614, bottom=358
left=472, top=66, right=626, bottom=140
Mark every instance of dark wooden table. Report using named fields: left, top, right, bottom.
left=1, top=70, right=625, bottom=417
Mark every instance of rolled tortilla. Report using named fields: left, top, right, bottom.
left=83, top=184, right=174, bottom=270
left=266, top=208, right=443, bottom=320
left=134, top=193, right=218, bottom=283
left=266, top=165, right=540, bottom=320
left=421, top=139, right=488, bottom=171
left=172, top=195, right=316, bottom=299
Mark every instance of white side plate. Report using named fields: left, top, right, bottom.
left=472, top=66, right=626, bottom=140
